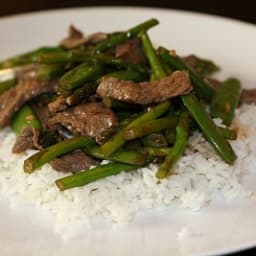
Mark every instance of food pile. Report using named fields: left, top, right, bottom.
left=0, top=18, right=254, bottom=193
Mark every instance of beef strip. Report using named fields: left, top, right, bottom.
left=0, top=78, right=56, bottom=128
left=240, top=89, right=256, bottom=105
left=115, top=38, right=147, bottom=64
left=50, top=150, right=99, bottom=173
left=97, top=70, right=192, bottom=105
left=12, top=126, right=41, bottom=153
left=48, top=102, right=117, bottom=143
left=60, top=25, right=107, bottom=49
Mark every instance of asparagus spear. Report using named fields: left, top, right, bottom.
left=100, top=101, right=171, bottom=156
left=23, top=136, right=94, bottom=173
left=59, top=62, right=105, bottom=91
left=182, top=93, right=237, bottom=164
left=211, top=78, right=242, bottom=125
left=159, top=47, right=215, bottom=101
left=83, top=145, right=147, bottom=166
left=55, top=163, right=136, bottom=191
left=156, top=111, right=190, bottom=178
left=38, top=50, right=89, bottom=64
left=140, top=32, right=166, bottom=79
left=93, top=18, right=159, bottom=54
left=0, top=47, right=64, bottom=69
left=123, top=115, right=177, bottom=140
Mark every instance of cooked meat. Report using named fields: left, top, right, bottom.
left=97, top=70, right=192, bottom=105
left=60, top=25, right=107, bottom=49
left=12, top=126, right=41, bottom=153
left=15, top=64, right=41, bottom=80
left=183, top=54, right=218, bottom=77
left=0, top=78, right=56, bottom=128
left=115, top=38, right=147, bottom=64
left=240, top=89, right=256, bottom=105
left=50, top=150, right=99, bottom=173
left=48, top=102, right=117, bottom=143
left=48, top=96, right=67, bottom=115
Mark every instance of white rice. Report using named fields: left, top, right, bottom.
left=0, top=104, right=256, bottom=239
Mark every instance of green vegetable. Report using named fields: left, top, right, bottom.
left=211, top=78, right=242, bottom=125
left=83, top=146, right=147, bottom=166
left=36, top=64, right=66, bottom=80
left=123, top=115, right=177, bottom=140
left=0, top=78, right=16, bottom=95
left=100, top=101, right=171, bottom=156
left=182, top=93, right=236, bottom=164
left=93, top=18, right=159, bottom=54
left=23, top=136, right=94, bottom=173
left=156, top=111, right=190, bottom=178
left=59, top=62, right=105, bottom=91
left=140, top=32, right=166, bottom=79
left=55, top=163, right=136, bottom=191
left=0, top=47, right=64, bottom=69
left=11, top=104, right=41, bottom=135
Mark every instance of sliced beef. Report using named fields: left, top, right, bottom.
left=48, top=96, right=67, bottom=115
left=115, top=38, right=147, bottom=64
left=60, top=25, right=107, bottom=49
left=48, top=102, right=117, bottom=143
left=240, top=89, right=256, bottom=105
left=0, top=78, right=56, bottom=128
left=97, top=70, right=192, bottom=105
left=50, top=150, right=99, bottom=173
left=12, top=126, right=41, bottom=153
left=182, top=54, right=218, bottom=78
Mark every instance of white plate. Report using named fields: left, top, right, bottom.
left=0, top=7, right=256, bottom=256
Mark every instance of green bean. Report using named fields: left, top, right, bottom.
left=11, top=104, right=41, bottom=135
left=140, top=32, right=166, bottom=79
left=55, top=163, right=136, bottom=191
left=123, top=115, right=177, bottom=140
left=182, top=93, right=236, bottom=164
left=100, top=101, right=171, bottom=156
left=159, top=47, right=215, bottom=101
left=156, top=112, right=190, bottom=178
left=59, top=62, right=105, bottom=90
left=0, top=78, right=16, bottom=95
left=23, top=136, right=94, bottom=173
left=211, top=78, right=242, bottom=125
left=83, top=145, right=147, bottom=166
left=93, top=18, right=159, bottom=54
left=0, top=47, right=64, bottom=69
left=36, top=64, right=66, bottom=80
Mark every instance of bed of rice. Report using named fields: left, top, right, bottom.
left=0, top=104, right=256, bottom=238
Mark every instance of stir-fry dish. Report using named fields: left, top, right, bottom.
left=0, top=18, right=255, bottom=192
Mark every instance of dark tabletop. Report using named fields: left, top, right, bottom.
left=0, top=1, right=255, bottom=256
